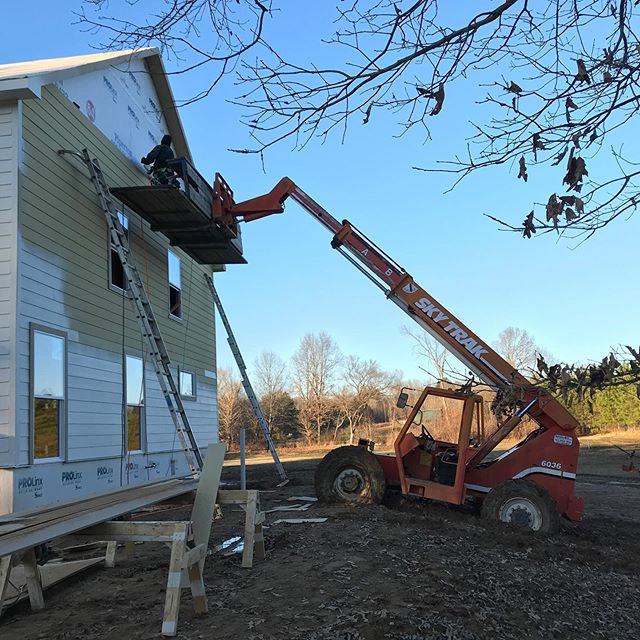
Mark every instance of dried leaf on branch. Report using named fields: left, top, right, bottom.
left=575, top=59, right=591, bottom=84
left=565, top=96, right=578, bottom=123
left=518, top=156, right=528, bottom=181
left=545, top=194, right=563, bottom=225
left=507, top=81, right=523, bottom=94
left=532, top=133, right=545, bottom=159
left=416, top=84, right=445, bottom=115
left=522, top=211, right=536, bottom=238
left=563, top=150, right=588, bottom=191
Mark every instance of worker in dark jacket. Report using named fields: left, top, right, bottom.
left=141, top=134, right=176, bottom=185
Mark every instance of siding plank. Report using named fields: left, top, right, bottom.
left=0, top=102, right=17, bottom=468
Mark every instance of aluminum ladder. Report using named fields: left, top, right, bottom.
left=59, top=148, right=203, bottom=474
left=205, top=276, right=288, bottom=484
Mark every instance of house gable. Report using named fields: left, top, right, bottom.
left=55, top=57, right=173, bottom=170
left=0, top=49, right=191, bottom=163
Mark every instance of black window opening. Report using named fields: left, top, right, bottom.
left=110, top=212, right=129, bottom=291
left=168, top=250, right=182, bottom=319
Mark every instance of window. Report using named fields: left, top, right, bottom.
left=32, top=329, right=66, bottom=460
left=109, top=212, right=129, bottom=291
left=125, top=355, right=144, bottom=452
left=168, top=250, right=182, bottom=319
left=179, top=369, right=196, bottom=400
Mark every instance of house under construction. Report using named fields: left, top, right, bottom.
left=0, top=49, right=240, bottom=515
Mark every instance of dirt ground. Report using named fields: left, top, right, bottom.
left=2, top=457, right=640, bottom=640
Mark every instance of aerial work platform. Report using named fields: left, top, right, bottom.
left=111, top=158, right=246, bottom=265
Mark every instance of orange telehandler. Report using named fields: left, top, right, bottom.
left=211, top=175, right=584, bottom=532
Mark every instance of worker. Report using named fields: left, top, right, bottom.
left=141, top=134, right=178, bottom=186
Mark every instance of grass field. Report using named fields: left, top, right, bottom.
left=229, top=430, right=640, bottom=480
left=577, top=431, right=640, bottom=477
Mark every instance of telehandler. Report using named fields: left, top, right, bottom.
left=213, top=175, right=584, bottom=532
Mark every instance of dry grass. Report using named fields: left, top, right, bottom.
left=576, top=430, right=640, bottom=478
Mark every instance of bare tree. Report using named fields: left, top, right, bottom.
left=335, top=356, right=395, bottom=443
left=253, top=350, right=288, bottom=436
left=291, top=332, right=342, bottom=444
left=83, top=1, right=640, bottom=393
left=253, top=350, right=288, bottom=397
left=217, top=366, right=244, bottom=447
left=89, top=1, right=640, bottom=239
left=492, top=326, right=546, bottom=372
left=401, top=325, right=450, bottom=383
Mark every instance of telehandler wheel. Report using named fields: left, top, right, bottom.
left=481, top=479, right=560, bottom=533
left=315, top=446, right=386, bottom=504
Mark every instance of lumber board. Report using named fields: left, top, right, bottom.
left=2, top=558, right=104, bottom=609
left=191, top=444, right=226, bottom=551
left=81, top=521, right=193, bottom=538
left=0, top=479, right=198, bottom=558
left=0, top=478, right=187, bottom=525
left=218, top=489, right=253, bottom=505
left=241, top=491, right=258, bottom=569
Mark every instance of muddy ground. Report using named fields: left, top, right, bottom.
left=2, top=458, right=640, bottom=640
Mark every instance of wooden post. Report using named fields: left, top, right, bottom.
left=254, top=495, right=266, bottom=562
left=0, top=554, right=13, bottom=616
left=241, top=491, right=258, bottom=569
left=240, top=428, right=246, bottom=491
left=22, top=548, right=45, bottom=611
left=105, top=541, right=118, bottom=568
left=161, top=523, right=189, bottom=637
left=186, top=561, right=208, bottom=616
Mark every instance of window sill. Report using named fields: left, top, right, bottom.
left=109, top=283, right=128, bottom=295
left=169, top=313, right=183, bottom=323
left=33, top=456, right=64, bottom=464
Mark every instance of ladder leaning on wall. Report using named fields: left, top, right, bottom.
left=205, top=276, right=288, bottom=485
left=58, top=148, right=204, bottom=476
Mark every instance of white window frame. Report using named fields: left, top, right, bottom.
left=179, top=368, right=196, bottom=401
left=30, top=325, right=67, bottom=463
left=109, top=211, right=130, bottom=293
left=125, top=354, right=146, bottom=453
left=168, top=249, right=182, bottom=320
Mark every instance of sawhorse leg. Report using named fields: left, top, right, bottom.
left=241, top=490, right=265, bottom=568
left=186, top=558, right=208, bottom=616
left=22, top=549, right=44, bottom=611
left=105, top=541, right=118, bottom=568
left=0, top=554, right=14, bottom=617
left=162, top=523, right=189, bottom=637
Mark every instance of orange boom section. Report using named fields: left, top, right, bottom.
left=220, top=176, right=580, bottom=439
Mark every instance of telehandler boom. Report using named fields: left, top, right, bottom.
left=213, top=175, right=584, bottom=532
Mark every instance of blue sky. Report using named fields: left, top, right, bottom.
left=2, top=2, right=638, bottom=384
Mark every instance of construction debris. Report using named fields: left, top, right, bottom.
left=272, top=518, right=328, bottom=525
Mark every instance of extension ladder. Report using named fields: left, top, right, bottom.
left=59, top=148, right=203, bottom=474
left=205, top=276, right=288, bottom=484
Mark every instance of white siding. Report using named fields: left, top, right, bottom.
left=0, top=101, right=18, bottom=467
left=12, top=84, right=218, bottom=472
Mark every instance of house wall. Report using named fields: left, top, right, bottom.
left=0, top=83, right=219, bottom=512
left=0, top=101, right=18, bottom=470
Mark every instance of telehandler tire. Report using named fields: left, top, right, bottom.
left=315, top=446, right=386, bottom=504
left=481, top=479, right=560, bottom=533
